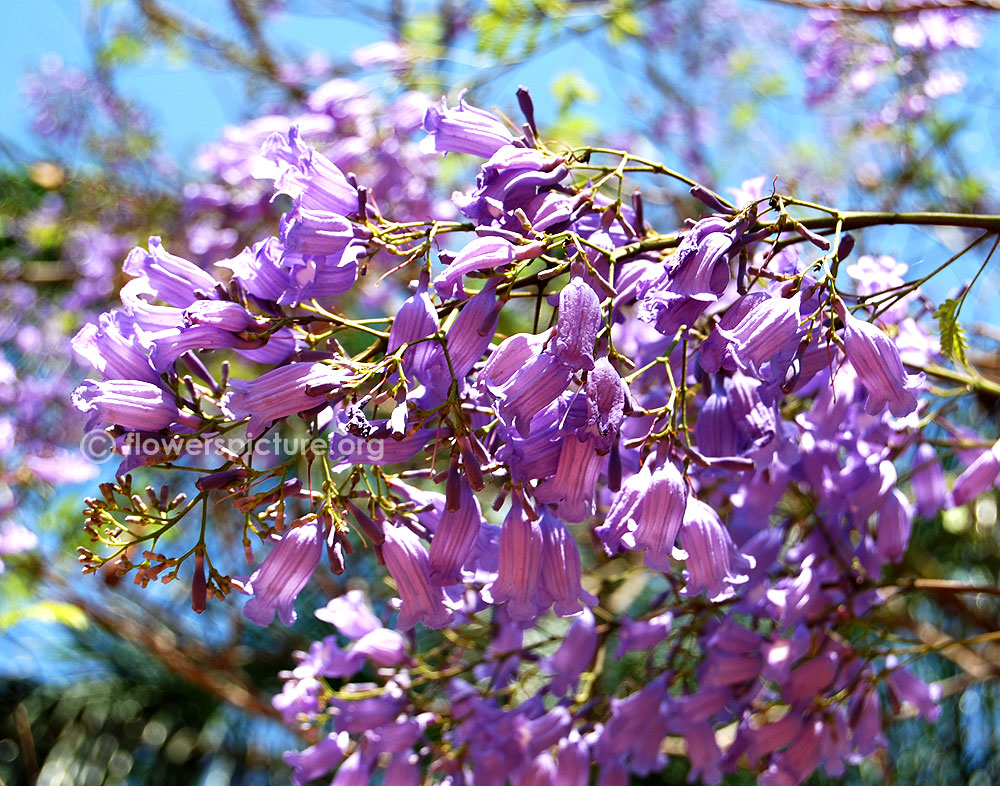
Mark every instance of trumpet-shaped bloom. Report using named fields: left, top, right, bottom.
left=221, top=362, right=347, bottom=439
left=420, top=92, right=514, bottom=157
left=839, top=305, right=922, bottom=417
left=382, top=522, right=454, bottom=630
left=242, top=521, right=323, bottom=626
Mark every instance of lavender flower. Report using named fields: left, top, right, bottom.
left=72, top=379, right=183, bottom=432
left=838, top=304, right=923, bottom=417
left=241, top=521, right=323, bottom=626
left=220, top=362, right=349, bottom=439
left=421, top=91, right=515, bottom=157
left=554, top=277, right=602, bottom=371
left=622, top=462, right=688, bottom=571
left=382, top=522, right=454, bottom=630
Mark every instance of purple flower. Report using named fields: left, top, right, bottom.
left=489, top=502, right=545, bottom=622
left=443, top=286, right=500, bottom=380
left=480, top=332, right=573, bottom=437
left=262, top=125, right=360, bottom=216
left=838, top=304, right=923, bottom=417
left=123, top=237, right=218, bottom=308
left=382, top=521, right=454, bottom=629
left=217, top=237, right=291, bottom=302
left=678, top=498, right=751, bottom=600
left=387, top=288, right=447, bottom=389
left=433, top=236, right=542, bottom=301
left=72, top=379, right=182, bottom=432
left=554, top=277, right=603, bottom=371
left=594, top=677, right=670, bottom=774
left=911, top=443, right=947, bottom=517
left=421, top=91, right=515, bottom=157
left=454, top=147, right=569, bottom=224
left=545, top=609, right=597, bottom=694
left=328, top=421, right=439, bottom=467
left=72, top=313, right=160, bottom=385
left=717, top=293, right=803, bottom=371
left=148, top=325, right=261, bottom=372
left=623, top=462, right=688, bottom=571
left=695, top=381, right=741, bottom=458
left=876, top=489, right=912, bottom=562
left=284, top=733, right=348, bottom=786
left=885, top=656, right=941, bottom=720
left=279, top=206, right=356, bottom=257
left=183, top=300, right=256, bottom=332
left=220, top=362, right=348, bottom=439
left=556, top=731, right=591, bottom=786
left=315, top=589, right=382, bottom=638
left=330, top=750, right=376, bottom=786
left=951, top=438, right=1000, bottom=507
left=280, top=244, right=361, bottom=305
left=536, top=431, right=604, bottom=522
left=616, top=612, right=672, bottom=657
left=428, top=477, right=484, bottom=584
left=538, top=512, right=598, bottom=616
left=351, top=627, right=408, bottom=667
left=581, top=358, right=627, bottom=452
left=241, top=521, right=323, bottom=626
left=667, top=216, right=737, bottom=295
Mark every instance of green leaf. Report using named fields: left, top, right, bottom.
left=934, top=297, right=969, bottom=368
left=97, top=32, right=146, bottom=67
left=0, top=600, right=89, bottom=631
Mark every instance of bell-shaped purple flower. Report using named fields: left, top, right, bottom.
left=877, top=489, right=913, bottom=562
left=221, top=362, right=348, bottom=439
left=351, top=627, right=409, bottom=667
left=951, top=438, right=1000, bottom=507
left=420, top=91, right=515, bottom=157
left=554, top=277, right=602, bottom=371
left=490, top=502, right=545, bottom=622
left=123, top=237, right=218, bottom=308
left=545, top=609, right=597, bottom=695
left=280, top=244, right=362, bottom=306
left=387, top=288, right=447, bottom=388
left=695, top=381, right=742, bottom=458
left=284, top=733, right=348, bottom=786
left=72, top=313, right=161, bottom=385
left=382, top=521, right=454, bottom=630
left=535, top=432, right=604, bottom=523
left=480, top=332, right=573, bottom=438
left=538, top=512, right=598, bottom=616
left=454, top=147, right=568, bottom=224
left=444, top=286, right=500, bottom=380
left=242, top=521, right=323, bottom=626
left=581, top=358, right=627, bottom=452
left=72, top=379, right=183, bottom=433
left=556, top=731, right=590, bottom=786
left=838, top=303, right=923, bottom=417
left=262, top=125, right=360, bottom=216
left=217, top=237, right=291, bottom=302
left=717, top=292, right=803, bottom=371
left=428, top=478, right=484, bottom=585
left=434, top=236, right=543, bottom=300
left=677, top=498, right=751, bottom=600
left=616, top=612, right=672, bottom=657
left=315, top=589, right=382, bottom=638
left=623, top=461, right=688, bottom=571
left=911, top=443, right=947, bottom=517
left=279, top=206, right=355, bottom=257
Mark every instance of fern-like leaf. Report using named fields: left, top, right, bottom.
left=934, top=297, right=970, bottom=368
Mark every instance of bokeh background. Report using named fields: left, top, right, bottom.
left=3, top=1, right=1000, bottom=784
